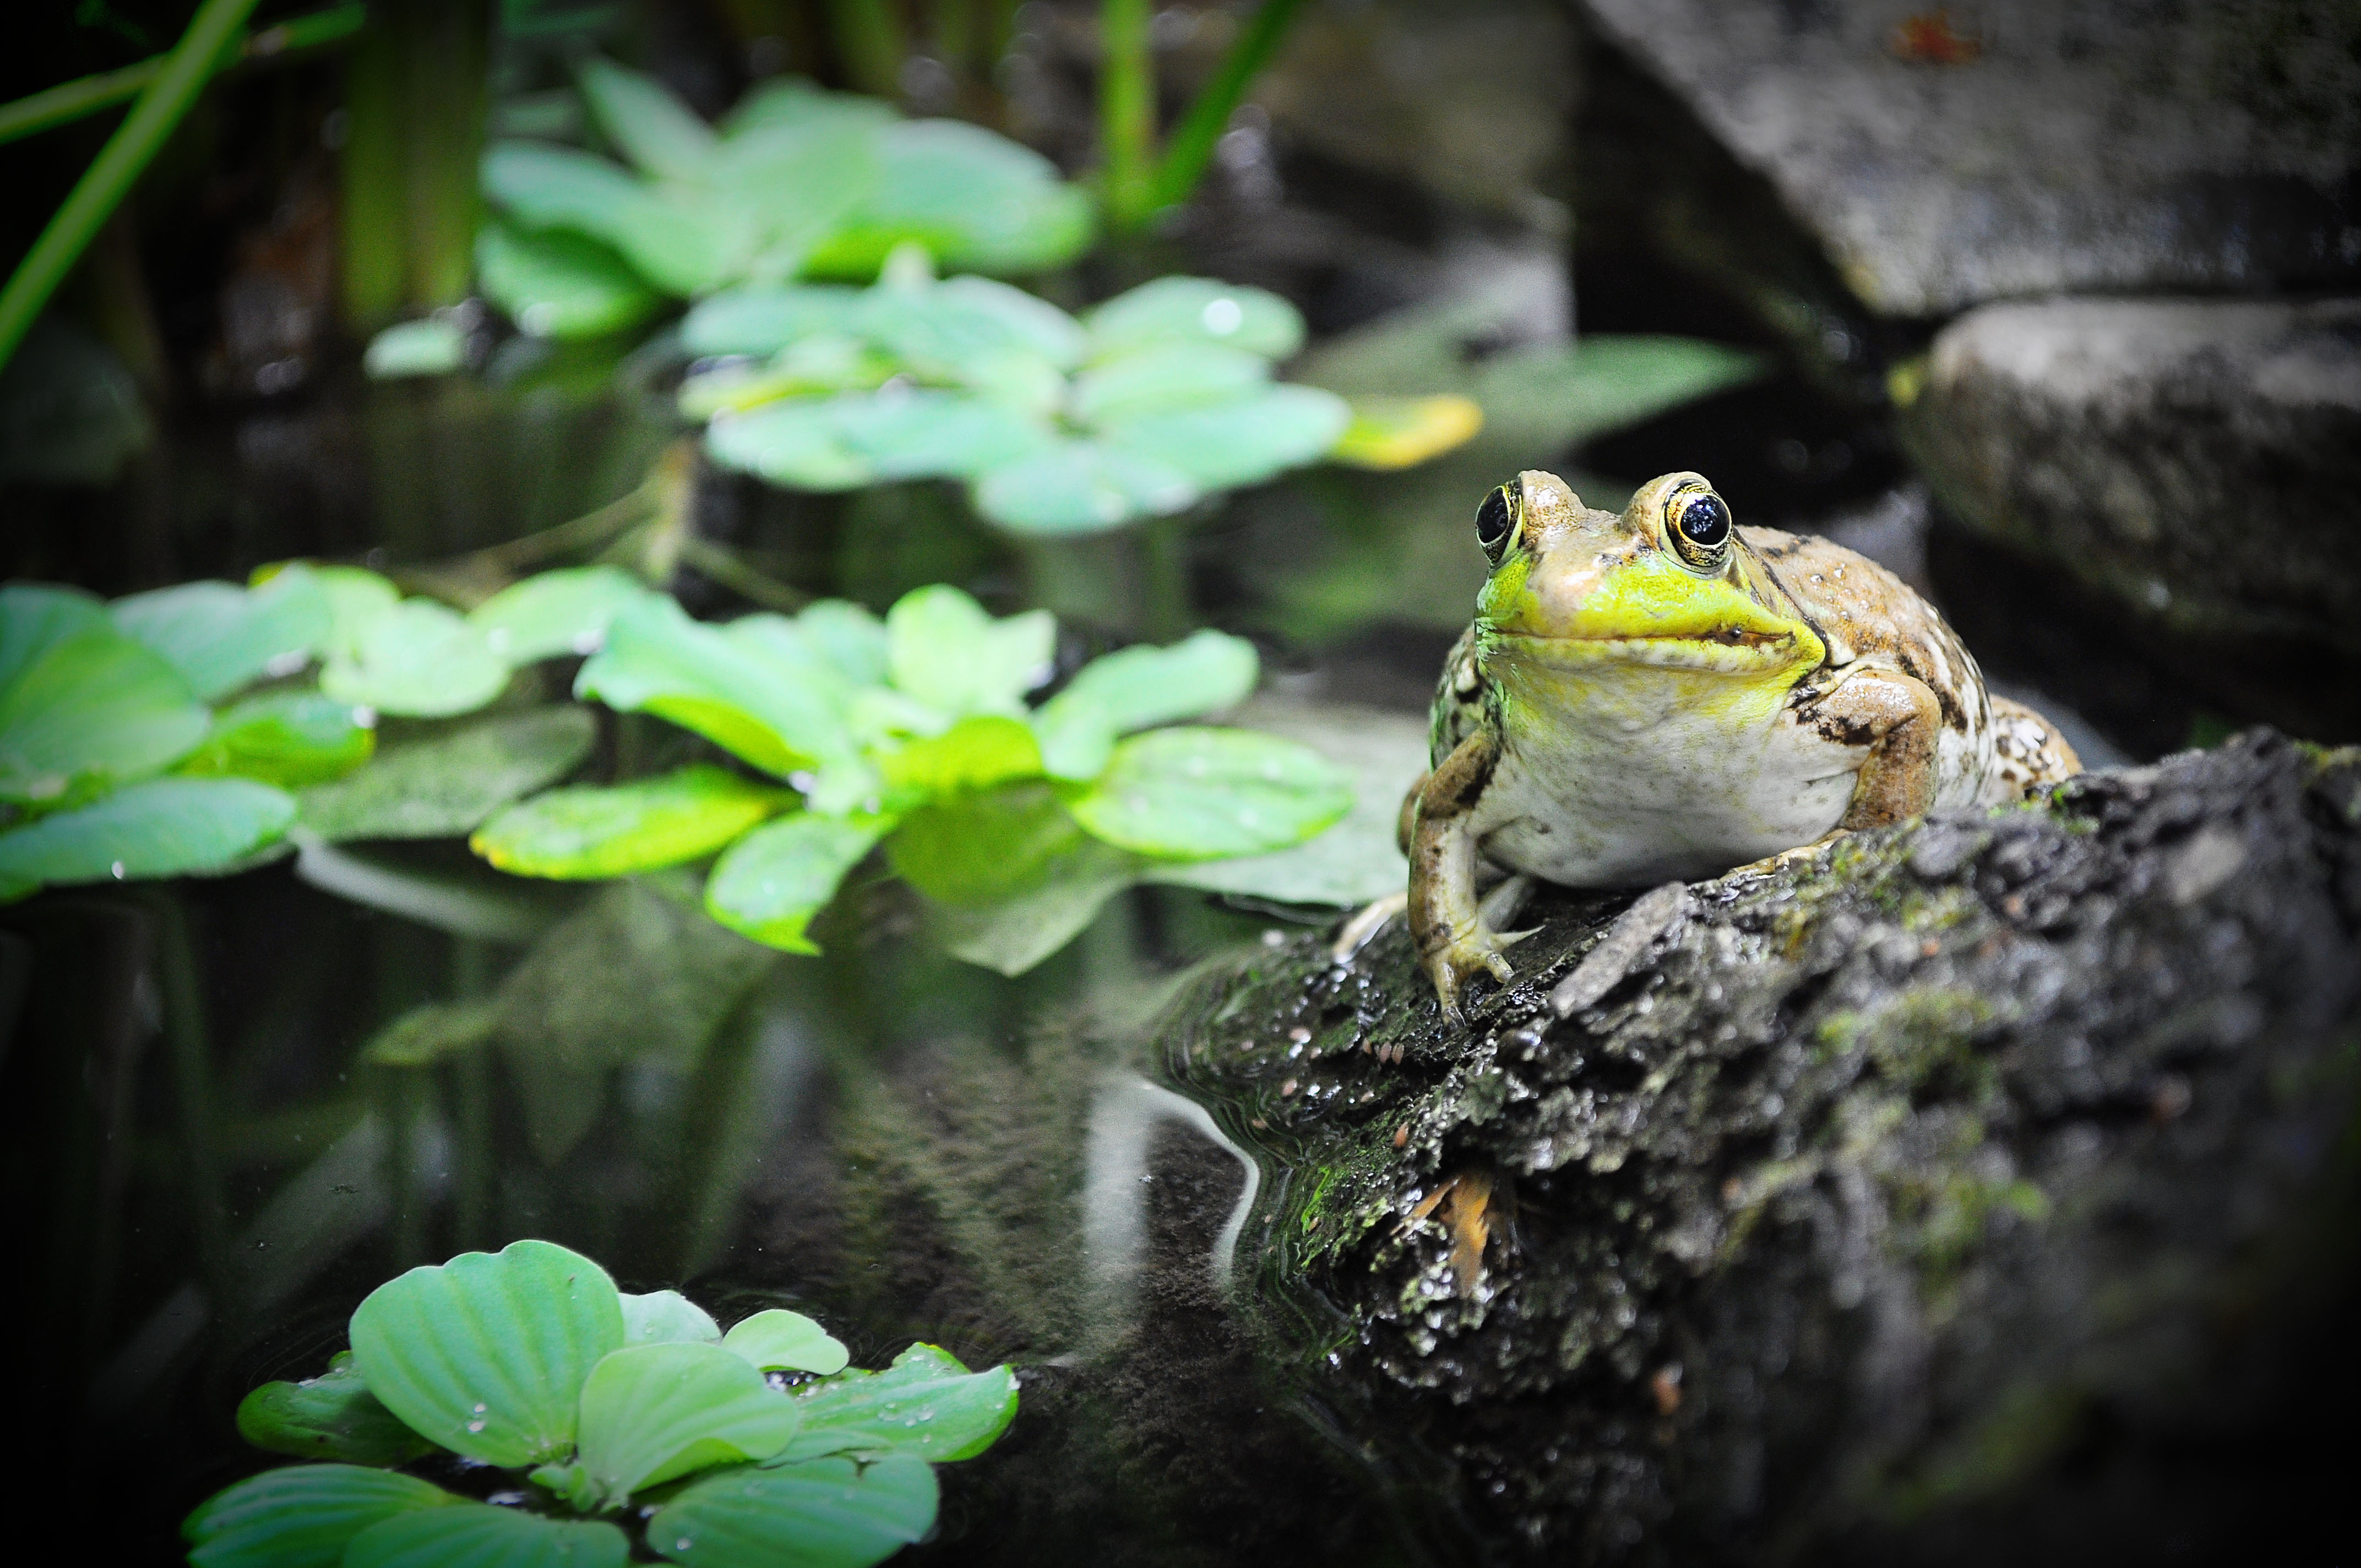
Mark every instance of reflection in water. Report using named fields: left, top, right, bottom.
left=1080, top=1074, right=1262, bottom=1330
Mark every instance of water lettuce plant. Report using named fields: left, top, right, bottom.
left=477, top=59, right=1092, bottom=341
left=684, top=251, right=1370, bottom=535
left=470, top=575, right=1356, bottom=972
left=187, top=1239, right=1015, bottom=1568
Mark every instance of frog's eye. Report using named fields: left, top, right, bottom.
left=1664, top=486, right=1732, bottom=570
left=1475, top=484, right=1520, bottom=564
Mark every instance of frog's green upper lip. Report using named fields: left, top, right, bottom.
left=1490, top=626, right=1803, bottom=672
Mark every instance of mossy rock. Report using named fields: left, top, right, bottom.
left=1160, top=731, right=2361, bottom=1561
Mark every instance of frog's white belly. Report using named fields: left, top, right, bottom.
left=1471, top=677, right=1864, bottom=888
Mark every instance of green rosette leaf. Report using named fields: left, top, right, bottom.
left=1063, top=727, right=1352, bottom=861
left=470, top=566, right=650, bottom=664
left=471, top=766, right=792, bottom=880
left=346, top=1239, right=625, bottom=1468
left=775, top=1343, right=1018, bottom=1464
left=968, top=438, right=1198, bottom=536
left=235, top=1353, right=436, bottom=1467
left=704, top=811, right=891, bottom=954
left=1030, top=630, right=1258, bottom=779
left=343, top=1504, right=629, bottom=1568
left=622, top=1290, right=723, bottom=1346
left=182, top=1465, right=458, bottom=1568
left=320, top=600, right=510, bottom=720
left=883, top=585, right=1052, bottom=718
left=647, top=1453, right=937, bottom=1568
left=0, top=620, right=208, bottom=804
left=1085, top=276, right=1305, bottom=361
left=295, top=707, right=595, bottom=843
left=476, top=221, right=665, bottom=341
left=108, top=565, right=331, bottom=701
left=555, top=1342, right=800, bottom=1510
left=721, top=1310, right=849, bottom=1376
left=179, top=692, right=373, bottom=789
left=0, top=776, right=295, bottom=893
left=1098, top=383, right=1351, bottom=492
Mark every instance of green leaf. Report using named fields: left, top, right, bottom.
left=108, top=565, right=333, bottom=701
left=706, top=391, right=1053, bottom=491
left=303, top=567, right=401, bottom=660
left=470, top=567, right=650, bottom=663
left=343, top=1505, right=629, bottom=1568
left=567, top=1343, right=800, bottom=1507
left=884, top=585, right=1052, bottom=717
left=236, top=1355, right=436, bottom=1467
left=716, top=118, right=883, bottom=283
left=1064, top=727, right=1351, bottom=861
left=1098, top=384, right=1351, bottom=491
left=723, top=78, right=900, bottom=140
left=295, top=707, right=596, bottom=842
left=575, top=597, right=855, bottom=777
left=183, top=1466, right=458, bottom=1568
left=969, top=437, right=1198, bottom=536
left=878, top=714, right=1043, bottom=798
left=648, top=1453, right=937, bottom=1568
left=472, top=766, right=791, bottom=880
left=360, top=999, right=503, bottom=1068
left=363, top=319, right=470, bottom=380
left=721, top=1310, right=848, bottom=1376
left=0, top=623, right=208, bottom=803
left=885, top=782, right=1084, bottom=907
left=622, top=1291, right=723, bottom=1346
left=1144, top=701, right=1423, bottom=906
left=347, top=1239, right=625, bottom=1468
left=806, top=119, right=1094, bottom=279
left=1070, top=342, right=1270, bottom=423
left=179, top=692, right=373, bottom=788
left=681, top=286, right=864, bottom=357
left=851, top=276, right=1079, bottom=402
left=1086, top=276, right=1305, bottom=361
left=932, top=854, right=1133, bottom=974
left=775, top=1343, right=1018, bottom=1464
left=795, top=600, right=888, bottom=688
left=704, top=398, right=871, bottom=489
left=704, top=811, right=890, bottom=954
left=482, top=141, right=734, bottom=299
left=477, top=221, right=666, bottom=341
left=321, top=600, right=510, bottom=719
left=0, top=776, right=295, bottom=890
left=0, top=582, right=106, bottom=691
left=1030, top=629, right=1258, bottom=778
left=578, top=58, right=716, bottom=182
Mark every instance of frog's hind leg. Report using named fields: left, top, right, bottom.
left=1985, top=695, right=2082, bottom=802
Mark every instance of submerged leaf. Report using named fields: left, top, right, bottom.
left=885, top=782, right=1086, bottom=908
left=568, top=1342, right=801, bottom=1507
left=470, top=566, right=651, bottom=663
left=321, top=600, right=510, bottom=719
left=346, top=1238, right=626, bottom=1468
left=236, top=1354, right=436, bottom=1467
left=183, top=1465, right=458, bottom=1568
left=1064, top=727, right=1352, bottom=861
left=295, top=707, right=595, bottom=842
left=775, top=1342, right=1019, bottom=1464
left=926, top=832, right=1138, bottom=976
left=472, top=766, right=791, bottom=880
left=343, top=1504, right=629, bottom=1568
left=180, top=691, right=374, bottom=788
left=704, top=811, right=891, bottom=954
left=722, top=1310, right=849, bottom=1376
left=648, top=1452, right=937, bottom=1568
left=0, top=776, right=295, bottom=891
left=622, top=1290, right=723, bottom=1346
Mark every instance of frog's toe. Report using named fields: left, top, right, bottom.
left=1426, top=929, right=1518, bottom=1026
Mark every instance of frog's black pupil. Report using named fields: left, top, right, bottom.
left=1475, top=487, right=1514, bottom=549
left=1678, top=493, right=1730, bottom=548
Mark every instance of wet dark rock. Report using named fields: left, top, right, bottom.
left=1901, top=295, right=2361, bottom=660
left=1162, top=733, right=2361, bottom=1561
left=1582, top=0, right=2361, bottom=320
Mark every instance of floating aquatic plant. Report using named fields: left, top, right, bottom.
left=187, top=1239, right=1015, bottom=1568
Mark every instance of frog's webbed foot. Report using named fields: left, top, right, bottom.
left=1423, top=896, right=1541, bottom=1026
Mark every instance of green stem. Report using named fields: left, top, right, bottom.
left=828, top=0, right=909, bottom=100
left=1099, top=0, right=1156, bottom=231
left=1151, top=0, right=1304, bottom=210
left=0, top=4, right=365, bottom=148
left=0, top=0, right=263, bottom=375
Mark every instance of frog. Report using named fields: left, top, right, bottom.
left=1394, top=468, right=2081, bottom=1020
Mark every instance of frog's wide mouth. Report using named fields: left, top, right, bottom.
left=1490, top=627, right=1804, bottom=673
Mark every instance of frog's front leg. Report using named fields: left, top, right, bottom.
left=1806, top=666, right=1944, bottom=829
left=1410, top=731, right=1527, bottom=1022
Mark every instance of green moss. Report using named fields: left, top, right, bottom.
left=1860, top=989, right=1997, bottom=1101
left=1875, top=1379, right=2085, bottom=1522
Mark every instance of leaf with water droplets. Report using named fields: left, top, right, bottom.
left=622, top=1290, right=723, bottom=1346
left=471, top=766, right=792, bottom=880
left=772, top=1343, right=1018, bottom=1464
left=648, top=1452, right=937, bottom=1568
left=236, top=1353, right=436, bottom=1467
left=1063, top=727, right=1352, bottom=862
left=0, top=620, right=208, bottom=804
left=1085, top=276, right=1304, bottom=361
left=108, top=565, right=333, bottom=700
left=470, top=567, right=651, bottom=664
left=182, top=1464, right=458, bottom=1568
left=570, top=1343, right=801, bottom=1507
left=0, top=776, right=295, bottom=894
left=320, top=600, right=510, bottom=719
left=347, top=1239, right=625, bottom=1468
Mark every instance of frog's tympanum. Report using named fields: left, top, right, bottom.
left=1406, top=469, right=2079, bottom=1019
